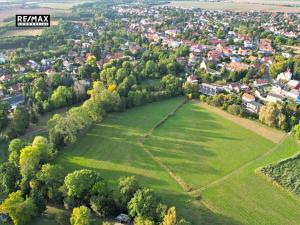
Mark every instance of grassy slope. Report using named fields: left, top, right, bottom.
left=53, top=98, right=244, bottom=225
left=144, top=102, right=300, bottom=225
left=33, top=99, right=300, bottom=225
left=202, top=136, right=300, bottom=225
left=145, top=103, right=274, bottom=189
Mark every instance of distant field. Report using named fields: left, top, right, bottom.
left=0, top=8, right=68, bottom=23
left=0, top=20, right=59, bottom=38
left=165, top=1, right=300, bottom=12
left=37, top=1, right=91, bottom=10
left=43, top=99, right=300, bottom=225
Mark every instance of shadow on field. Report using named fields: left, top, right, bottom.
left=161, top=191, right=244, bottom=225
left=56, top=160, right=243, bottom=225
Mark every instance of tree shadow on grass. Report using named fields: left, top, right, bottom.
left=55, top=160, right=243, bottom=225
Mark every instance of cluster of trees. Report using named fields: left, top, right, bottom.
left=62, top=172, right=190, bottom=225
left=269, top=57, right=300, bottom=80
left=24, top=72, right=75, bottom=114
left=48, top=81, right=120, bottom=148
left=1, top=151, right=189, bottom=225
left=99, top=57, right=183, bottom=109
left=199, top=93, right=300, bottom=133
left=259, top=101, right=300, bottom=132
left=199, top=93, right=249, bottom=118
left=1, top=105, right=35, bottom=140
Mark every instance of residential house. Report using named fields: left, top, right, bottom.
left=288, top=80, right=300, bottom=90
left=14, top=64, right=25, bottom=73
left=129, top=43, right=141, bottom=54
left=199, top=83, right=222, bottom=96
left=207, top=50, right=222, bottom=61
left=3, top=95, right=25, bottom=109
left=253, top=79, right=270, bottom=88
left=259, top=39, right=274, bottom=55
left=242, top=93, right=255, bottom=102
left=277, top=68, right=292, bottom=81
left=187, top=75, right=198, bottom=84
left=225, top=62, right=250, bottom=72
left=245, top=101, right=261, bottom=114
left=266, top=92, right=285, bottom=103
left=200, top=60, right=221, bottom=76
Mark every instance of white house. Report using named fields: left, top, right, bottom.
left=277, top=69, right=292, bottom=81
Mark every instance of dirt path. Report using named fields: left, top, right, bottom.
left=138, top=99, right=193, bottom=192
left=197, top=102, right=285, bottom=144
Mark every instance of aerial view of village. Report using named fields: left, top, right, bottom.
left=0, top=0, right=300, bottom=224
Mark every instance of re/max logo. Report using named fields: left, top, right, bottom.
left=16, top=15, right=50, bottom=27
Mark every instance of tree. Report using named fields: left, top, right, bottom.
left=19, top=145, right=41, bottom=191
left=259, top=102, right=286, bottom=130
left=162, top=207, right=177, bottom=225
left=118, top=176, right=139, bottom=209
left=134, top=216, right=155, bottom=225
left=5, top=105, right=30, bottom=139
left=128, top=188, right=160, bottom=221
left=227, top=104, right=242, bottom=116
left=293, top=122, right=300, bottom=140
left=0, top=162, right=20, bottom=195
left=9, top=138, right=27, bottom=153
left=32, top=136, right=54, bottom=163
left=55, top=211, right=70, bottom=225
left=50, top=86, right=73, bottom=108
left=86, top=55, right=96, bottom=67
left=36, top=164, right=65, bottom=203
left=90, top=194, right=115, bottom=217
left=64, top=169, right=102, bottom=200
left=91, top=45, right=101, bottom=60
left=0, top=191, right=37, bottom=225
left=160, top=75, right=182, bottom=96
left=70, top=206, right=92, bottom=225
left=0, top=101, right=10, bottom=130
left=8, top=138, right=27, bottom=165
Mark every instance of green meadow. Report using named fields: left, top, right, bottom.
left=32, top=98, right=300, bottom=225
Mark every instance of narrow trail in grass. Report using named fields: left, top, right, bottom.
left=138, top=99, right=193, bottom=192
left=191, top=134, right=289, bottom=194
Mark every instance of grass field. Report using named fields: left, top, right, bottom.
left=37, top=1, right=91, bottom=10
left=165, top=1, right=300, bottom=13
left=44, top=98, right=300, bottom=225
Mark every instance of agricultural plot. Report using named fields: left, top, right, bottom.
left=166, top=1, right=300, bottom=13
left=51, top=99, right=300, bottom=225
left=261, top=154, right=300, bottom=197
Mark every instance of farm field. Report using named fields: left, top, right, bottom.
left=0, top=8, right=68, bottom=23
left=165, top=1, right=300, bottom=13
left=0, top=20, right=59, bottom=38
left=37, top=1, right=92, bottom=10
left=31, top=98, right=300, bottom=225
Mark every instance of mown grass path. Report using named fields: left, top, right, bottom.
left=138, top=99, right=193, bottom=192
left=191, top=134, right=288, bottom=194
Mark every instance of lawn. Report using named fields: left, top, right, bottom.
left=30, top=99, right=300, bottom=225
left=144, top=103, right=274, bottom=189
